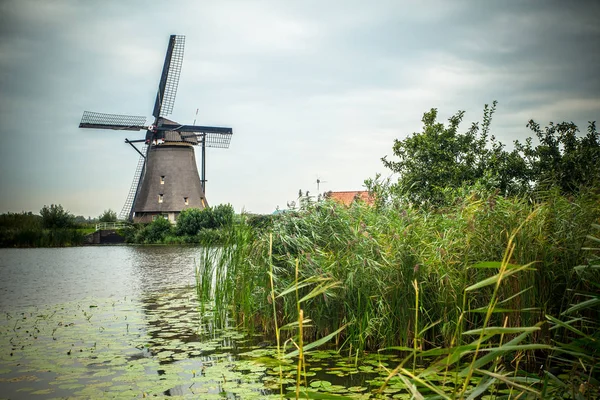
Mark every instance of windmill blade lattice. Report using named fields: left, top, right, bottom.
left=119, top=144, right=147, bottom=220
left=153, top=35, right=185, bottom=118
left=200, top=132, right=233, bottom=149
left=79, top=111, right=146, bottom=131
left=157, top=124, right=233, bottom=149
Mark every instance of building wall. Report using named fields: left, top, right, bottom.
left=133, top=144, right=207, bottom=223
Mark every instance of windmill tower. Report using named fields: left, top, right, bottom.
left=79, top=35, right=233, bottom=223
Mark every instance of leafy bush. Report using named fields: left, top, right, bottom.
left=98, top=209, right=117, bottom=222
left=135, top=217, right=173, bottom=244
left=40, top=204, right=75, bottom=229
left=176, top=204, right=234, bottom=236
left=211, top=204, right=234, bottom=228
left=176, top=208, right=208, bottom=236
left=0, top=212, right=42, bottom=230
left=245, top=213, right=276, bottom=231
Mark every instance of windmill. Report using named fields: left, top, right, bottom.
left=79, top=35, right=233, bottom=223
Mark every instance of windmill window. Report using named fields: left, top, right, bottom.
left=160, top=176, right=165, bottom=184
left=184, top=197, right=189, bottom=205
left=158, top=194, right=164, bottom=203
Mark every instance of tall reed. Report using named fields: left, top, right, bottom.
left=378, top=220, right=600, bottom=398
left=197, top=188, right=599, bottom=364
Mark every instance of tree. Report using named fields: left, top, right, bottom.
left=382, top=102, right=599, bottom=206
left=515, top=120, right=600, bottom=194
left=98, top=209, right=118, bottom=223
left=382, top=102, right=528, bottom=206
left=40, top=204, right=75, bottom=229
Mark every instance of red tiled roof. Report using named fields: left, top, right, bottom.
left=326, top=191, right=374, bottom=206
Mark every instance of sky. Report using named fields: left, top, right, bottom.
left=0, top=0, right=599, bottom=217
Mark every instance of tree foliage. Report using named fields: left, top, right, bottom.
left=40, top=204, right=75, bottom=229
left=0, top=212, right=42, bottom=230
left=175, top=204, right=235, bottom=236
left=175, top=208, right=206, bottom=236
left=382, top=102, right=599, bottom=206
left=516, top=120, right=600, bottom=193
left=136, top=217, right=172, bottom=243
left=98, top=209, right=118, bottom=223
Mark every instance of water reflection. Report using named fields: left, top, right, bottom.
left=0, top=247, right=379, bottom=399
left=137, top=289, right=271, bottom=398
left=0, top=247, right=275, bottom=398
left=128, top=246, right=200, bottom=294
left=0, top=246, right=201, bottom=311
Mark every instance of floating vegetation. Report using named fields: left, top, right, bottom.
left=0, top=289, right=273, bottom=398
left=1, top=286, right=454, bottom=399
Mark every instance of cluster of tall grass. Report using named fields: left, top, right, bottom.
left=196, top=185, right=599, bottom=397
left=0, top=211, right=91, bottom=247
left=0, top=227, right=88, bottom=247
left=375, top=222, right=600, bottom=399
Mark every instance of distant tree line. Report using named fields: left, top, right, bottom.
left=0, top=202, right=242, bottom=247
left=0, top=205, right=119, bottom=247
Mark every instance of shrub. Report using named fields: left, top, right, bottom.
left=136, top=217, right=173, bottom=244
left=176, top=204, right=235, bottom=236
left=98, top=209, right=117, bottom=222
left=40, top=204, right=75, bottom=229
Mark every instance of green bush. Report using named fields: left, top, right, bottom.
left=40, top=204, right=75, bottom=229
left=0, top=212, right=42, bottom=230
left=175, top=208, right=207, bottom=236
left=245, top=213, right=276, bottom=231
left=176, top=204, right=234, bottom=236
left=135, top=217, right=173, bottom=244
left=211, top=204, right=234, bottom=228
left=98, top=209, right=117, bottom=222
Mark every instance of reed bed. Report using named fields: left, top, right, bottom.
left=196, top=188, right=600, bottom=398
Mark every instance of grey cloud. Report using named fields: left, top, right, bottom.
left=0, top=0, right=598, bottom=215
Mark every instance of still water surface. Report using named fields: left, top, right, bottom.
left=0, top=246, right=199, bottom=310
left=0, top=247, right=398, bottom=399
left=0, top=247, right=273, bottom=399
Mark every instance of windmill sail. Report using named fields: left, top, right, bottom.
left=119, top=144, right=148, bottom=220
left=153, top=35, right=185, bottom=118
left=159, top=124, right=233, bottom=148
left=79, top=111, right=146, bottom=131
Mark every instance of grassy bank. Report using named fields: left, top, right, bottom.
left=197, top=187, right=599, bottom=397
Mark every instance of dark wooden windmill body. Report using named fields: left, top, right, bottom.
left=79, top=35, right=232, bottom=222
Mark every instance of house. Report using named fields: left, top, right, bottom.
left=325, top=191, right=375, bottom=207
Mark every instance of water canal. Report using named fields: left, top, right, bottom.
left=0, top=247, right=412, bottom=399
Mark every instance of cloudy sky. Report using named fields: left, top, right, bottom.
left=0, top=0, right=598, bottom=217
